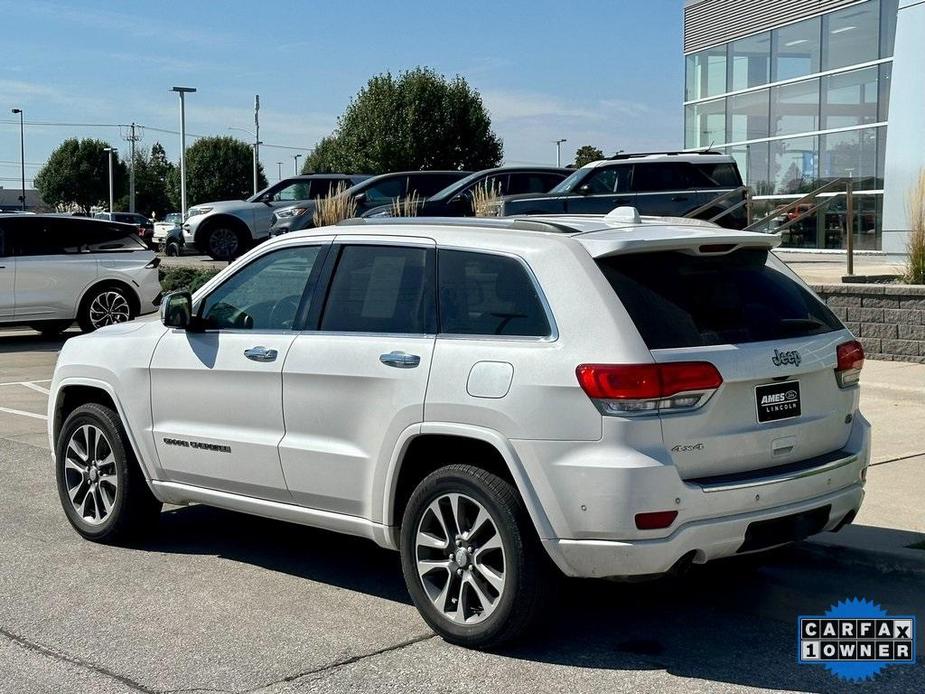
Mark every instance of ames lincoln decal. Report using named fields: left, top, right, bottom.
left=798, top=598, right=917, bottom=682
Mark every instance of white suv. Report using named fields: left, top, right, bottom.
left=1, top=215, right=161, bottom=334
left=48, top=210, right=869, bottom=647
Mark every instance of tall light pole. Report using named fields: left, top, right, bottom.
left=103, top=147, right=115, bottom=212
left=293, top=154, right=302, bottom=175
left=254, top=95, right=260, bottom=184
left=228, top=127, right=261, bottom=194
left=554, top=138, right=567, bottom=168
left=276, top=161, right=283, bottom=181
left=171, top=86, right=196, bottom=219
left=10, top=108, right=25, bottom=210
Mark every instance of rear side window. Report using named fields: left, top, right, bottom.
left=3, top=218, right=144, bottom=255
left=632, top=163, right=697, bottom=192
left=320, top=245, right=435, bottom=334
left=596, top=249, right=842, bottom=349
left=695, top=162, right=742, bottom=187
left=438, top=250, right=550, bottom=337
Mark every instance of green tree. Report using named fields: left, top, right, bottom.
left=34, top=138, right=127, bottom=213
left=166, top=136, right=266, bottom=207
left=307, top=67, right=503, bottom=175
left=132, top=142, right=176, bottom=219
left=302, top=135, right=346, bottom=174
left=574, top=145, right=605, bottom=168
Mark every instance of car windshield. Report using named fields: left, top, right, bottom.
left=428, top=171, right=494, bottom=201
left=165, top=213, right=183, bottom=224
left=549, top=168, right=587, bottom=193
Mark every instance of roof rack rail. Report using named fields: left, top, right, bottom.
left=336, top=216, right=579, bottom=234
left=606, top=148, right=723, bottom=160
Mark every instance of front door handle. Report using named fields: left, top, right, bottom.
left=244, top=346, right=278, bottom=362
left=379, top=351, right=421, bottom=368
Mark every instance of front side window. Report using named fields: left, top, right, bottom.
left=582, top=166, right=631, bottom=194
left=320, top=245, right=434, bottom=334
left=507, top=173, right=558, bottom=195
left=438, top=250, right=550, bottom=337
left=200, top=245, right=323, bottom=330
left=409, top=174, right=463, bottom=198
left=361, top=177, right=406, bottom=205
left=273, top=182, right=312, bottom=202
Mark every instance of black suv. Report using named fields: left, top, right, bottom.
left=496, top=152, right=747, bottom=228
left=270, top=170, right=470, bottom=235
left=362, top=166, right=570, bottom=219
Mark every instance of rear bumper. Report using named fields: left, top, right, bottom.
left=516, top=412, right=871, bottom=579
left=544, top=482, right=864, bottom=578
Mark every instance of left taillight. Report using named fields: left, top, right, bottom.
left=576, top=362, right=722, bottom=416
left=835, top=339, right=864, bottom=388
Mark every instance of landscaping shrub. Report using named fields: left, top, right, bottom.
left=159, top=266, right=220, bottom=294
left=905, top=170, right=925, bottom=285
left=471, top=179, right=502, bottom=217
left=389, top=191, right=421, bottom=217
left=312, top=181, right=357, bottom=227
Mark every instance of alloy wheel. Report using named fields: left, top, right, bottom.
left=415, top=493, right=506, bottom=624
left=88, top=291, right=131, bottom=328
left=208, top=228, right=239, bottom=259
left=63, top=424, right=118, bottom=525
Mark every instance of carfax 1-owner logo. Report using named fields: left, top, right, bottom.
left=798, top=598, right=917, bottom=682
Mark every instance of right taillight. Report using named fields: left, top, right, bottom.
left=576, top=362, right=722, bottom=416
left=835, top=340, right=864, bottom=388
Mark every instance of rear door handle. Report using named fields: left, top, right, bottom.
left=379, top=351, right=421, bottom=368
left=244, top=346, right=278, bottom=362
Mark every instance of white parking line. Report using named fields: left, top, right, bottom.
left=0, top=407, right=48, bottom=421
left=18, top=382, right=50, bottom=395
left=0, top=379, right=52, bottom=387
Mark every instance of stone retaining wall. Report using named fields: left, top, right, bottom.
left=812, top=283, right=925, bottom=363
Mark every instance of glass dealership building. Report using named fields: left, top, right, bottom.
left=683, top=0, right=909, bottom=251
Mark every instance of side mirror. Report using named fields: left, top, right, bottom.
left=160, top=291, right=193, bottom=329
left=450, top=194, right=467, bottom=205
left=577, top=184, right=592, bottom=196
left=353, top=192, right=366, bottom=204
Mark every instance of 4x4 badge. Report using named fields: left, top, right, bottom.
left=772, top=348, right=801, bottom=367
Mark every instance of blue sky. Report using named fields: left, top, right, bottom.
left=0, top=0, right=683, bottom=191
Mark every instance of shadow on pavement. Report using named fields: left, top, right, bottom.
left=0, top=330, right=79, bottom=354
left=139, top=504, right=923, bottom=693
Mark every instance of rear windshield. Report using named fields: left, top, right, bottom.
left=596, top=248, right=842, bottom=349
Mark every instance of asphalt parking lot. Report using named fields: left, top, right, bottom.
left=1, top=329, right=923, bottom=693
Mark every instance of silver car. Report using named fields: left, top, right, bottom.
left=0, top=215, right=161, bottom=335
left=183, top=174, right=369, bottom=261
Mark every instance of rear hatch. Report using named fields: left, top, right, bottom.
left=590, top=239, right=858, bottom=480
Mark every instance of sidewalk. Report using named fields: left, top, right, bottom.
left=777, top=249, right=906, bottom=284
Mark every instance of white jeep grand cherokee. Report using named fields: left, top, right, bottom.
left=49, top=210, right=869, bottom=648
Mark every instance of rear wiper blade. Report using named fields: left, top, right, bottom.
left=777, top=317, right=827, bottom=330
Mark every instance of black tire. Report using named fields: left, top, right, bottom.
left=400, top=464, right=552, bottom=649
left=29, top=320, right=71, bottom=337
left=55, top=403, right=161, bottom=543
left=165, top=240, right=181, bottom=257
left=203, top=224, right=246, bottom=261
left=77, top=284, right=135, bottom=333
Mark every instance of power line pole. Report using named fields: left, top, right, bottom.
left=121, top=122, right=143, bottom=212
left=254, top=95, right=260, bottom=194
left=293, top=154, right=302, bottom=175
left=277, top=161, right=283, bottom=181
left=554, top=138, right=567, bottom=167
